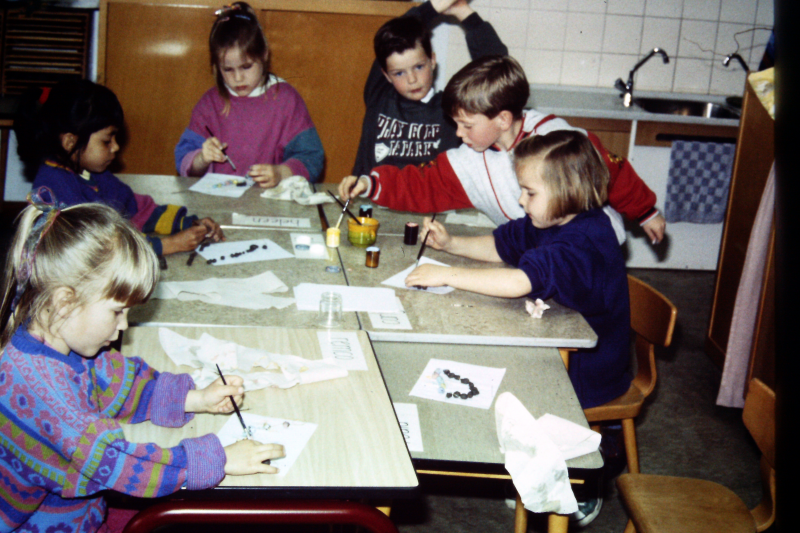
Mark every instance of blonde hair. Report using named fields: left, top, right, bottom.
left=514, top=130, right=609, bottom=221
left=209, top=2, right=270, bottom=114
left=1, top=202, right=159, bottom=348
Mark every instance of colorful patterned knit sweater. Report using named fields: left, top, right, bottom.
left=0, top=327, right=225, bottom=533
left=32, top=161, right=198, bottom=256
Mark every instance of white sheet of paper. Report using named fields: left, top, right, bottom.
left=189, top=173, right=254, bottom=197
left=293, top=283, right=400, bottom=313
left=445, top=212, right=497, bottom=228
left=410, top=358, right=506, bottom=410
left=232, top=212, right=311, bottom=228
left=217, top=413, right=317, bottom=478
left=291, top=233, right=330, bottom=260
left=199, top=239, right=294, bottom=266
left=393, top=403, right=424, bottom=452
left=368, top=297, right=412, bottom=330
left=153, top=271, right=294, bottom=310
left=316, top=330, right=367, bottom=371
left=381, top=257, right=455, bottom=295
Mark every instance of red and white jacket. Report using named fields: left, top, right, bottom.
left=364, top=109, right=659, bottom=241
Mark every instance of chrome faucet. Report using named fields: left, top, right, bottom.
left=615, top=48, right=670, bottom=107
left=723, top=53, right=750, bottom=72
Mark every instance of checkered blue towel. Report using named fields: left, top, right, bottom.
left=664, top=140, right=736, bottom=224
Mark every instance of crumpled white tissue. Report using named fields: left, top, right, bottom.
left=259, top=175, right=333, bottom=205
left=495, top=392, right=580, bottom=514
left=152, top=271, right=294, bottom=310
left=525, top=298, right=551, bottom=319
left=158, top=328, right=348, bottom=390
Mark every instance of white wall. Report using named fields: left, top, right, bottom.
left=441, top=0, right=773, bottom=96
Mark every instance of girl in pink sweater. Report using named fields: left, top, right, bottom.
left=175, top=2, right=324, bottom=188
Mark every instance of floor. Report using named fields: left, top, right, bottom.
left=387, top=267, right=766, bottom=533
left=0, top=210, right=765, bottom=532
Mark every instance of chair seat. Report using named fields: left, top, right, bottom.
left=583, top=383, right=645, bottom=422
left=617, top=474, right=756, bottom=533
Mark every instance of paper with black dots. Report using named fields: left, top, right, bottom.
left=198, top=238, right=294, bottom=266
left=409, top=358, right=505, bottom=410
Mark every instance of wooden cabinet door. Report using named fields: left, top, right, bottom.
left=103, top=2, right=215, bottom=175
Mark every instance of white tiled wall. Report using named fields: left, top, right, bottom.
left=444, top=0, right=773, bottom=96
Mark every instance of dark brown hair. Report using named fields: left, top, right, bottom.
left=514, top=130, right=609, bottom=221
left=209, top=2, right=270, bottom=111
left=443, top=55, right=529, bottom=120
left=374, top=15, right=433, bottom=71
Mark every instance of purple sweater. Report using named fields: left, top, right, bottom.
left=0, top=328, right=226, bottom=533
left=32, top=161, right=198, bottom=256
left=175, top=76, right=324, bottom=181
left=493, top=209, right=631, bottom=409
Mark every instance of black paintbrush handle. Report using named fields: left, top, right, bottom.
left=215, top=364, right=247, bottom=432
left=326, top=190, right=363, bottom=225
left=416, top=213, right=437, bottom=262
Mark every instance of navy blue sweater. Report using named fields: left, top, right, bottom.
left=493, top=209, right=631, bottom=409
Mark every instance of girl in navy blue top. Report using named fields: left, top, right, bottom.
left=405, top=130, right=631, bottom=409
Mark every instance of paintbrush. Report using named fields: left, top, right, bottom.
left=326, top=190, right=363, bottom=225
left=415, top=213, right=437, bottom=269
left=335, top=197, right=350, bottom=229
left=215, top=364, right=249, bottom=437
left=204, top=126, right=237, bottom=170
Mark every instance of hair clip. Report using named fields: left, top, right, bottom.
left=12, top=187, right=66, bottom=311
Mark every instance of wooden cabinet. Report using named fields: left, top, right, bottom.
left=560, top=116, right=632, bottom=159
left=98, top=0, right=412, bottom=181
left=705, top=81, right=774, bottom=389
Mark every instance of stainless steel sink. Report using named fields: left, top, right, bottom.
left=633, top=97, right=741, bottom=119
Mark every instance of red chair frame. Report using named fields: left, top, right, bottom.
left=122, top=500, right=398, bottom=533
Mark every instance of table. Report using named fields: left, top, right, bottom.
left=120, top=326, right=418, bottom=499
left=372, top=340, right=603, bottom=533
left=320, top=186, right=597, bottom=348
left=119, top=175, right=358, bottom=330
left=117, top=175, right=604, bottom=531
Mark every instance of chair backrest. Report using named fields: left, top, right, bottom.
left=628, top=275, right=678, bottom=348
left=628, top=275, right=678, bottom=397
left=742, top=378, right=775, bottom=468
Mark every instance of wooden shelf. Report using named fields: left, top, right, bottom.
left=1, top=8, right=91, bottom=95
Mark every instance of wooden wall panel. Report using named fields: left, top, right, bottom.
left=105, top=3, right=214, bottom=175
left=262, top=10, right=392, bottom=183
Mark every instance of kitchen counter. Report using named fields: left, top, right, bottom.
left=527, top=84, right=741, bottom=128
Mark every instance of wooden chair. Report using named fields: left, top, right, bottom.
left=616, top=378, right=776, bottom=533
left=122, top=500, right=399, bottom=533
left=582, top=274, right=677, bottom=474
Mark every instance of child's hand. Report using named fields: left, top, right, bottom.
left=185, top=375, right=244, bottom=414
left=405, top=264, right=449, bottom=288
left=420, top=217, right=451, bottom=251
left=643, top=213, right=666, bottom=244
left=224, top=439, right=285, bottom=476
left=195, top=217, right=225, bottom=242
left=431, top=0, right=459, bottom=14
left=249, top=164, right=292, bottom=188
left=201, top=136, right=229, bottom=166
left=441, top=0, right=474, bottom=20
left=160, top=225, right=210, bottom=255
left=338, top=176, right=367, bottom=201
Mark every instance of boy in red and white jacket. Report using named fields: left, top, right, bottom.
left=340, top=55, right=665, bottom=245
